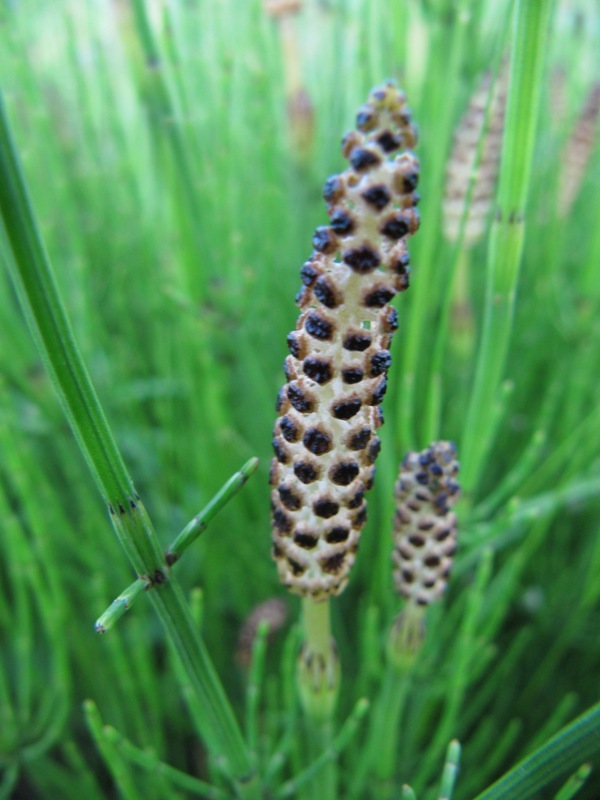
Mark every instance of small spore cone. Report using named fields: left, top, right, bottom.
left=271, top=82, right=420, bottom=600
left=443, top=72, right=506, bottom=247
left=392, top=441, right=459, bottom=606
left=558, top=82, right=600, bottom=218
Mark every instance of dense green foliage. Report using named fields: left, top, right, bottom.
left=1, top=0, right=600, bottom=798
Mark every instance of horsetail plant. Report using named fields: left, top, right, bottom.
left=443, top=71, right=507, bottom=248
left=460, top=0, right=553, bottom=493
left=389, top=441, right=460, bottom=666
left=271, top=79, right=419, bottom=706
left=270, top=82, right=420, bottom=786
left=96, top=456, right=260, bottom=633
left=350, top=442, right=460, bottom=797
left=5, top=0, right=600, bottom=796
left=443, top=70, right=507, bottom=363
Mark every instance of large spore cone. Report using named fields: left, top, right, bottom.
left=271, top=82, right=420, bottom=599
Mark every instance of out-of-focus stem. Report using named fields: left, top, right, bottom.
left=298, top=597, right=339, bottom=720
left=297, top=597, right=339, bottom=799
left=460, top=0, right=553, bottom=495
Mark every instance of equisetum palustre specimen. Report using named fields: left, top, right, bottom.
left=270, top=82, right=420, bottom=600
left=443, top=70, right=507, bottom=248
left=387, top=441, right=460, bottom=663
left=392, top=441, right=460, bottom=607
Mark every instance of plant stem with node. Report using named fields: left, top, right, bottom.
left=297, top=596, right=339, bottom=800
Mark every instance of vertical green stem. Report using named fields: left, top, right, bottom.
left=298, top=597, right=339, bottom=800
left=84, top=700, right=142, bottom=800
left=128, top=0, right=201, bottom=221
left=0, top=90, right=159, bottom=575
left=350, top=663, right=412, bottom=800
left=398, top=4, right=471, bottom=449
left=460, top=0, right=553, bottom=495
left=438, top=740, right=461, bottom=800
left=301, top=597, right=332, bottom=661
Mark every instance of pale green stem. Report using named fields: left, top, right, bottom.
left=398, top=6, right=472, bottom=449
left=298, top=597, right=339, bottom=800
left=99, top=714, right=228, bottom=799
left=460, top=0, right=553, bottom=495
left=274, top=699, right=369, bottom=799
left=553, top=764, right=592, bottom=800
left=166, top=457, right=259, bottom=563
left=301, top=597, right=332, bottom=661
left=95, top=579, right=148, bottom=634
left=438, top=740, right=461, bottom=800
left=350, top=605, right=423, bottom=800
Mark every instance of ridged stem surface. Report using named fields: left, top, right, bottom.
left=0, top=88, right=258, bottom=799
left=460, top=0, right=553, bottom=494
